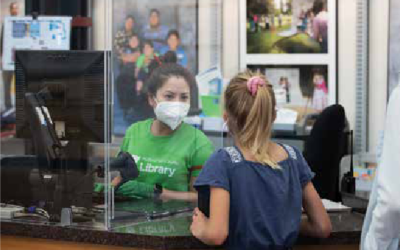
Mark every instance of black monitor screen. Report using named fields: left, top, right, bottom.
left=15, top=50, right=107, bottom=143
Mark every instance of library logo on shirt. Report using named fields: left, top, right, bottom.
left=139, top=162, right=176, bottom=178
left=131, top=154, right=141, bottom=164
left=131, top=154, right=177, bottom=178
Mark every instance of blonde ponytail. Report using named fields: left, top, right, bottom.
left=224, top=70, right=279, bottom=169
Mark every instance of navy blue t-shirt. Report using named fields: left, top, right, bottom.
left=194, top=144, right=315, bottom=250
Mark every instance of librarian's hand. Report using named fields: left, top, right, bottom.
left=158, top=188, right=174, bottom=202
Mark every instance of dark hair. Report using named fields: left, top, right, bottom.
left=125, top=15, right=135, bottom=22
left=146, top=63, right=195, bottom=98
left=313, top=0, right=326, bottom=15
left=130, top=33, right=139, bottom=39
left=160, top=51, right=178, bottom=64
left=147, top=51, right=178, bottom=76
left=148, top=52, right=178, bottom=77
left=128, top=34, right=141, bottom=47
left=312, top=67, right=326, bottom=76
left=166, top=29, right=180, bottom=40
left=141, top=39, right=154, bottom=52
left=150, top=9, right=160, bottom=17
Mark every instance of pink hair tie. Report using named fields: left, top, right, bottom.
left=247, top=76, right=266, bottom=96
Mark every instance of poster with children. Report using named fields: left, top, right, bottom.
left=112, top=0, right=198, bottom=135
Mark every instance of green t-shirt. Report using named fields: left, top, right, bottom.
left=136, top=53, right=159, bottom=70
left=119, top=119, right=214, bottom=192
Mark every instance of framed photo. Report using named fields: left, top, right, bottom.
left=112, top=0, right=199, bottom=135
left=240, top=0, right=337, bottom=105
left=388, top=0, right=400, bottom=98
left=112, top=0, right=198, bottom=74
left=248, top=64, right=330, bottom=112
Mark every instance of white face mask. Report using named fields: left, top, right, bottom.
left=154, top=100, right=190, bottom=130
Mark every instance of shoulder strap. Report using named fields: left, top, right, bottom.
left=223, top=147, right=243, bottom=163
left=282, top=144, right=298, bottom=160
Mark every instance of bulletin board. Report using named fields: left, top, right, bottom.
left=2, top=16, right=72, bottom=71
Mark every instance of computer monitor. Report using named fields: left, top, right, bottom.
left=6, top=50, right=109, bottom=220
left=15, top=50, right=107, bottom=143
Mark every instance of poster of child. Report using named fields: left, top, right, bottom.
left=312, top=70, right=328, bottom=111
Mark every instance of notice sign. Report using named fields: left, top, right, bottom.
left=2, top=16, right=72, bottom=71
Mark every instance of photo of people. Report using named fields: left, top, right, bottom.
left=247, top=0, right=329, bottom=54
left=159, top=30, right=188, bottom=67
left=142, top=9, right=170, bottom=53
left=112, top=0, right=198, bottom=135
left=248, top=65, right=329, bottom=111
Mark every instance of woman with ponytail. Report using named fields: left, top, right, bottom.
left=190, top=70, right=331, bottom=249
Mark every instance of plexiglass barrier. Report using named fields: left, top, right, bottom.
left=0, top=0, right=109, bottom=230
left=106, top=0, right=224, bottom=234
left=0, top=0, right=226, bottom=236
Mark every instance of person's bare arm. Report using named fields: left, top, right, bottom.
left=159, top=176, right=198, bottom=202
left=191, top=187, right=230, bottom=245
left=125, top=52, right=141, bottom=63
left=160, top=189, right=197, bottom=202
left=131, top=51, right=141, bottom=62
left=300, top=182, right=332, bottom=238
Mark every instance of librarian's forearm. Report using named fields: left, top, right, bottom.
left=162, top=189, right=198, bottom=202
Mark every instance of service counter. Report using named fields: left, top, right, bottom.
left=1, top=197, right=364, bottom=250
